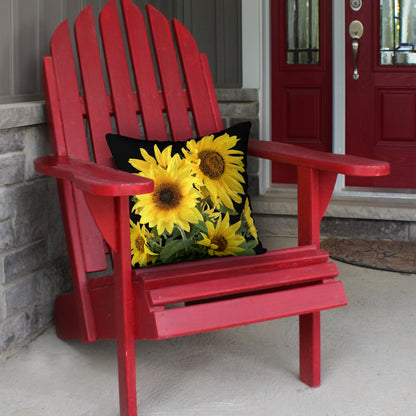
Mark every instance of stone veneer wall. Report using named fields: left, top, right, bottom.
left=0, top=89, right=260, bottom=356
left=216, top=89, right=261, bottom=196
left=0, top=102, right=71, bottom=356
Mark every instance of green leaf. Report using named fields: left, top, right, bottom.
left=159, top=238, right=195, bottom=263
left=237, top=248, right=256, bottom=256
left=169, top=226, right=182, bottom=240
left=192, top=221, right=208, bottom=234
left=218, top=204, right=238, bottom=216
left=150, top=226, right=160, bottom=238
left=245, top=239, right=259, bottom=250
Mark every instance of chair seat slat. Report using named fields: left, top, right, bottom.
left=139, top=246, right=329, bottom=289
left=148, top=262, right=339, bottom=306
left=153, top=281, right=347, bottom=339
left=88, top=246, right=329, bottom=291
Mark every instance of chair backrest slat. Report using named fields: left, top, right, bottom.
left=50, top=20, right=108, bottom=272
left=50, top=21, right=90, bottom=159
left=147, top=4, right=193, bottom=141
left=122, top=0, right=168, bottom=141
left=43, top=57, right=67, bottom=155
left=75, top=5, right=114, bottom=166
left=173, top=19, right=222, bottom=137
left=200, top=53, right=224, bottom=132
left=100, top=0, right=141, bottom=139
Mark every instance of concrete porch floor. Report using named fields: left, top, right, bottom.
left=1, top=236, right=415, bottom=416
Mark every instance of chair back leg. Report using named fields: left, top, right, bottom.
left=299, top=311, right=321, bottom=387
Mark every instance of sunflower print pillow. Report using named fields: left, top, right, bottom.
left=106, top=122, right=266, bottom=268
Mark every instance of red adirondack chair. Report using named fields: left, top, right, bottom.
left=34, top=1, right=389, bottom=415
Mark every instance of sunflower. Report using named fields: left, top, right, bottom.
left=130, top=221, right=158, bottom=267
left=183, top=133, right=245, bottom=210
left=129, top=144, right=188, bottom=177
left=198, top=213, right=245, bottom=256
left=243, top=198, right=258, bottom=242
left=201, top=201, right=221, bottom=222
left=132, top=155, right=202, bottom=235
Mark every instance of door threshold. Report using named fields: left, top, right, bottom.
left=251, top=188, right=416, bottom=222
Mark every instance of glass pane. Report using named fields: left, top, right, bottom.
left=287, top=0, right=320, bottom=65
left=380, top=0, right=416, bottom=65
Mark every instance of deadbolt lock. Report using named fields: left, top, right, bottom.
left=349, top=20, right=364, bottom=40
left=350, top=0, right=362, bottom=12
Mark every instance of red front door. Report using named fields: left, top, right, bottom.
left=272, top=0, right=416, bottom=189
left=271, top=0, right=333, bottom=184
left=346, top=0, right=416, bottom=188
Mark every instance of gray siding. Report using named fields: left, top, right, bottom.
left=0, top=0, right=241, bottom=104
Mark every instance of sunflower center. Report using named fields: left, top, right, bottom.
left=153, top=183, right=182, bottom=210
left=135, top=235, right=145, bottom=252
left=211, top=235, right=227, bottom=252
left=199, top=150, right=225, bottom=180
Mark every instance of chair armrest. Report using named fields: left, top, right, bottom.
left=248, top=140, right=390, bottom=177
left=35, top=155, right=154, bottom=196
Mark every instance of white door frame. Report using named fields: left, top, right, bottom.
left=242, top=0, right=416, bottom=201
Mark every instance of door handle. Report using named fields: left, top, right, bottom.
left=349, top=20, right=364, bottom=80
left=352, top=39, right=360, bottom=80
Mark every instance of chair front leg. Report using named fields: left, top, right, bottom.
left=114, top=196, right=138, bottom=416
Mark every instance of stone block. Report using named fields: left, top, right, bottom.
left=36, top=258, right=72, bottom=327
left=218, top=102, right=259, bottom=118
left=230, top=117, right=259, bottom=140
left=247, top=156, right=259, bottom=175
left=46, top=179, right=67, bottom=259
left=37, top=257, right=71, bottom=305
left=409, top=222, right=416, bottom=242
left=253, top=214, right=298, bottom=237
left=0, top=188, right=14, bottom=222
left=0, top=127, right=25, bottom=154
left=23, top=124, right=51, bottom=180
left=35, top=303, right=55, bottom=329
left=216, top=88, right=258, bottom=102
left=0, top=101, right=46, bottom=130
left=247, top=174, right=259, bottom=197
left=4, top=273, right=37, bottom=317
left=0, top=305, right=40, bottom=353
left=4, top=240, right=47, bottom=284
left=0, top=220, right=15, bottom=251
left=13, top=180, right=48, bottom=246
left=0, top=153, right=25, bottom=186
left=320, top=217, right=409, bottom=240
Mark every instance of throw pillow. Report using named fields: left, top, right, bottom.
left=106, top=122, right=266, bottom=268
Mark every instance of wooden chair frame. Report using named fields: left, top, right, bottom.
left=34, top=1, right=389, bottom=414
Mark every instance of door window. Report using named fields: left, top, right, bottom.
left=380, top=0, right=416, bottom=64
left=287, top=0, right=320, bottom=64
